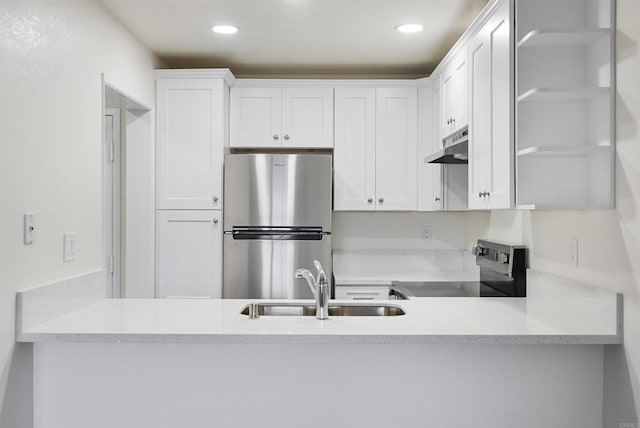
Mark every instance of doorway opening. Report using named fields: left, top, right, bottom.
left=103, top=76, right=154, bottom=298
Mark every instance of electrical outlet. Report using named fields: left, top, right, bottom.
left=422, top=225, right=432, bottom=240
left=63, top=233, right=77, bottom=262
left=568, top=238, right=578, bottom=267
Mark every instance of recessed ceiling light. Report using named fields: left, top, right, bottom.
left=395, top=24, right=423, bottom=34
left=212, top=25, right=239, bottom=34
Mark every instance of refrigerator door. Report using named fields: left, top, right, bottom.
left=224, top=154, right=332, bottom=231
left=223, top=233, right=332, bottom=299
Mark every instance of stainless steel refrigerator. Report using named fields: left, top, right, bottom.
left=223, top=153, right=332, bottom=299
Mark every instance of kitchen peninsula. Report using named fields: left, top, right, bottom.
left=17, top=270, right=621, bottom=428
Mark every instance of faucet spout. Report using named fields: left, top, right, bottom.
left=295, top=261, right=329, bottom=320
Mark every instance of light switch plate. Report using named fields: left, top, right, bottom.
left=24, top=213, right=35, bottom=245
left=63, top=233, right=77, bottom=262
left=422, top=225, right=432, bottom=240
left=568, top=238, right=578, bottom=267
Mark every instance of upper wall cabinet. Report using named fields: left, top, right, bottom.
left=515, top=0, right=614, bottom=209
left=334, top=87, right=418, bottom=211
left=468, top=0, right=514, bottom=210
left=230, top=87, right=334, bottom=148
left=441, top=46, right=469, bottom=138
left=156, top=78, right=228, bottom=210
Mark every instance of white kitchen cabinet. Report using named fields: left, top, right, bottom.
left=156, top=78, right=226, bottom=210
left=468, top=0, right=514, bottom=210
left=418, top=85, right=441, bottom=211
left=156, top=210, right=222, bottom=298
left=375, top=88, right=418, bottom=211
left=230, top=87, right=333, bottom=148
left=334, top=87, right=376, bottom=211
left=515, top=0, right=614, bottom=209
left=334, top=286, right=390, bottom=300
left=441, top=46, right=469, bottom=137
left=334, top=87, right=418, bottom=211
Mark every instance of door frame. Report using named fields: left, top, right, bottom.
left=104, top=107, right=122, bottom=297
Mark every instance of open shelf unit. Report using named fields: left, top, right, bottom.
left=515, top=0, right=615, bottom=210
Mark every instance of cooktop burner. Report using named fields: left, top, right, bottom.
left=390, top=281, right=510, bottom=298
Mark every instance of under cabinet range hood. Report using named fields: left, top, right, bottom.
left=424, top=126, right=468, bottom=164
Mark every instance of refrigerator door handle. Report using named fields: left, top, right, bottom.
left=230, top=230, right=328, bottom=241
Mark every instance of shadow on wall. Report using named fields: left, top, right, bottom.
left=0, top=344, right=33, bottom=428
left=604, top=345, right=639, bottom=427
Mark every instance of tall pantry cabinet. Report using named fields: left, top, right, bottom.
left=155, top=70, right=231, bottom=298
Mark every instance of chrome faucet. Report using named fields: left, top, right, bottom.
left=295, top=260, right=329, bottom=320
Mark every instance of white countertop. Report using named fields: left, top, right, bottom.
left=17, top=287, right=621, bottom=346
left=333, top=250, right=480, bottom=285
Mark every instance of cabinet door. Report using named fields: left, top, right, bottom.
left=441, top=68, right=456, bottom=137
left=469, top=29, right=492, bottom=210
left=230, top=87, right=282, bottom=147
left=417, top=85, right=438, bottom=211
left=486, top=0, right=513, bottom=209
left=282, top=87, right=334, bottom=148
left=156, top=210, right=222, bottom=298
left=156, top=79, right=224, bottom=209
left=469, top=0, right=513, bottom=210
left=334, top=88, right=376, bottom=211
left=452, top=46, right=469, bottom=132
left=432, top=85, right=444, bottom=210
left=375, top=88, right=418, bottom=211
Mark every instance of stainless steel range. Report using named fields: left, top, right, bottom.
left=390, top=240, right=526, bottom=298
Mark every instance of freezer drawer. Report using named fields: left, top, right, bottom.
left=223, top=234, right=332, bottom=299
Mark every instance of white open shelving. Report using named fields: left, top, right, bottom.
left=517, top=28, right=611, bottom=48
left=515, top=0, right=614, bottom=210
left=517, top=144, right=610, bottom=158
left=517, top=87, right=609, bottom=103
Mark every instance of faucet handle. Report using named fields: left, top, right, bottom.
left=313, top=260, right=327, bottom=285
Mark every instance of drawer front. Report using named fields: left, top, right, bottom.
left=335, top=286, right=390, bottom=301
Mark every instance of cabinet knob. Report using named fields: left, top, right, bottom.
left=213, top=196, right=219, bottom=203
left=378, top=198, right=384, bottom=203
left=273, top=134, right=279, bottom=141
left=367, top=198, right=373, bottom=203
left=435, top=197, right=441, bottom=202
left=213, top=218, right=219, bottom=224
left=478, top=192, right=483, bottom=198
left=284, top=134, right=290, bottom=141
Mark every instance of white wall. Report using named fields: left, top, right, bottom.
left=466, top=1, right=640, bottom=423
left=333, top=212, right=469, bottom=250
left=0, top=0, right=160, bottom=426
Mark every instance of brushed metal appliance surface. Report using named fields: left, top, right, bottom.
left=223, top=153, right=332, bottom=299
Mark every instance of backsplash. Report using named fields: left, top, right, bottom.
left=332, top=212, right=468, bottom=250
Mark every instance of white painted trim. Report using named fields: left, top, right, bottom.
left=155, top=68, right=236, bottom=86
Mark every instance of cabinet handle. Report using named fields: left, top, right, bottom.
left=213, top=196, right=219, bottom=203
left=367, top=198, right=373, bottom=203
left=435, top=197, right=441, bottom=202
left=284, top=134, right=290, bottom=141
left=213, top=218, right=219, bottom=224
left=273, top=134, right=279, bottom=141
left=378, top=198, right=384, bottom=203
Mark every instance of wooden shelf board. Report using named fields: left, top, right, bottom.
left=517, top=29, right=611, bottom=48
left=517, top=87, right=610, bottom=102
left=517, top=145, right=610, bottom=158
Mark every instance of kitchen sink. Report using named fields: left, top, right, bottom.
left=240, top=302, right=405, bottom=317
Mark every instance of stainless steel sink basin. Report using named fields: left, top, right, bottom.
left=240, top=302, right=405, bottom=318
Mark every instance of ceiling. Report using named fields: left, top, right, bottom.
left=100, top=0, right=489, bottom=78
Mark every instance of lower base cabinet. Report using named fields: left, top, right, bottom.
left=156, top=210, right=222, bottom=298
